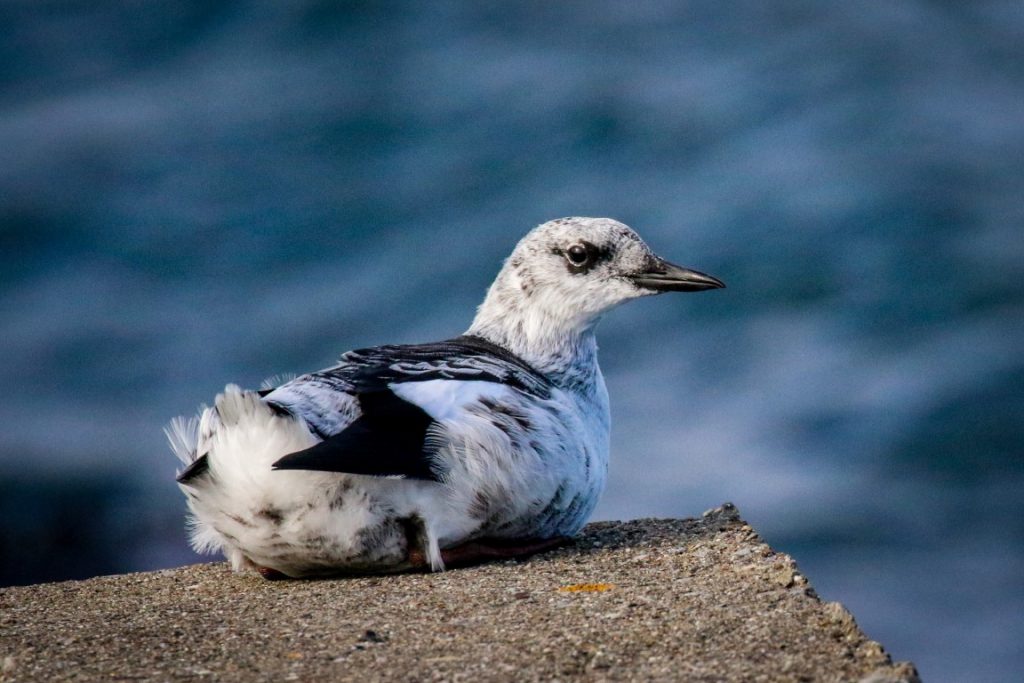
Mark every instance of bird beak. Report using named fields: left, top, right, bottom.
left=629, top=256, right=725, bottom=292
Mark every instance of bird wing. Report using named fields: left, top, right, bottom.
left=264, top=336, right=552, bottom=482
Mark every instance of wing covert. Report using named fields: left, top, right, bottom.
left=266, top=335, right=551, bottom=480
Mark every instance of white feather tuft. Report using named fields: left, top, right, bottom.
left=260, top=373, right=297, bottom=391
left=165, top=415, right=199, bottom=466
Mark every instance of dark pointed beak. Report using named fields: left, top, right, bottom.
left=629, top=256, right=725, bottom=292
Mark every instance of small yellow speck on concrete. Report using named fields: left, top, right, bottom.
left=558, top=582, right=615, bottom=592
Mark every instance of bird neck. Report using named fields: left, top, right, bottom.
left=466, top=279, right=603, bottom=389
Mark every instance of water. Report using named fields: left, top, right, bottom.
left=2, top=3, right=1022, bottom=680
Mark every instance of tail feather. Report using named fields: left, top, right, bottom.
left=168, top=384, right=320, bottom=564
left=165, top=415, right=200, bottom=468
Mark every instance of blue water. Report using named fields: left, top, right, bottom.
left=2, top=3, right=1022, bottom=680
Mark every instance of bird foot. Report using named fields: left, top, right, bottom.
left=437, top=536, right=571, bottom=569
left=255, top=565, right=289, bottom=581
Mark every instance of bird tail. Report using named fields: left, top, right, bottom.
left=166, top=384, right=317, bottom=567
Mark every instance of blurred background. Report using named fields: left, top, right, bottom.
left=1, top=2, right=1021, bottom=680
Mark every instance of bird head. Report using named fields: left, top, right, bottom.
left=469, top=217, right=724, bottom=361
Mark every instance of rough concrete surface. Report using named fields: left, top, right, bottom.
left=1, top=504, right=918, bottom=682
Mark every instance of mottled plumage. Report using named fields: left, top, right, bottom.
left=168, top=217, right=723, bottom=577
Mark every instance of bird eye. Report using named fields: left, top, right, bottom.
left=565, top=244, right=589, bottom=266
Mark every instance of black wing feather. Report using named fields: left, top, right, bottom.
left=176, top=453, right=210, bottom=484
left=336, top=335, right=551, bottom=398
left=272, top=389, right=441, bottom=481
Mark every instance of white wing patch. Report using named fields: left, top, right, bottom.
left=390, top=380, right=512, bottom=422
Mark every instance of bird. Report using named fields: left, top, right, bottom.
left=168, top=217, right=724, bottom=579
